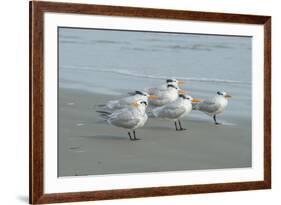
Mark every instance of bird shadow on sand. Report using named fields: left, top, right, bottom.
left=78, top=135, right=129, bottom=141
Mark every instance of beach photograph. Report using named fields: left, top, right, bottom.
left=58, top=27, right=252, bottom=177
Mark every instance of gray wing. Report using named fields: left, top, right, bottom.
left=109, top=110, right=140, bottom=129
left=154, top=103, right=186, bottom=119
left=196, top=100, right=220, bottom=113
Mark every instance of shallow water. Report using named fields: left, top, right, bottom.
left=58, top=27, right=252, bottom=124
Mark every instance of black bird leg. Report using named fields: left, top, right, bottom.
left=213, top=115, right=220, bottom=125
left=174, top=121, right=179, bottom=130
left=133, top=130, right=140, bottom=140
left=178, top=120, right=186, bottom=131
left=128, top=132, right=133, bottom=140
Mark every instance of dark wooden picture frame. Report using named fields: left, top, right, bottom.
left=30, top=1, right=271, bottom=204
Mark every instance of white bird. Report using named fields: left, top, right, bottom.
left=97, top=100, right=148, bottom=140
left=152, top=94, right=201, bottom=130
left=193, top=91, right=232, bottom=125
left=97, top=91, right=157, bottom=111
left=148, top=83, right=186, bottom=107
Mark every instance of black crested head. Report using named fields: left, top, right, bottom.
left=135, top=91, right=144, bottom=95
left=140, top=101, right=148, bottom=106
left=179, top=94, right=191, bottom=100
left=179, top=94, right=186, bottom=99
left=217, top=91, right=223, bottom=96
left=166, top=79, right=175, bottom=83
left=167, top=84, right=177, bottom=89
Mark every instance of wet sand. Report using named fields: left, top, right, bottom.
left=58, top=88, right=251, bottom=177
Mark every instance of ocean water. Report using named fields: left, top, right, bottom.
left=58, top=27, right=252, bottom=123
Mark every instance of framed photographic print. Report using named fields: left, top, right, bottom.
left=29, top=1, right=271, bottom=204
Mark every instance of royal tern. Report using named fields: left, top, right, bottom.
left=193, top=91, right=232, bottom=125
left=148, top=84, right=186, bottom=107
left=97, top=100, right=148, bottom=140
left=97, top=91, right=157, bottom=111
left=152, top=94, right=201, bottom=130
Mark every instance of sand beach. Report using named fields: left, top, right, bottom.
left=58, top=88, right=251, bottom=176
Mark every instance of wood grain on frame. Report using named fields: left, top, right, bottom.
left=29, top=1, right=271, bottom=204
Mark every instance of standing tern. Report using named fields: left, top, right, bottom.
left=97, top=100, right=148, bottom=140
left=152, top=94, right=201, bottom=131
left=193, top=91, right=232, bottom=125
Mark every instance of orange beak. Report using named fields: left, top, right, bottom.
left=178, top=80, right=185, bottom=86
left=148, top=95, right=158, bottom=99
left=225, top=94, right=232, bottom=98
left=178, top=89, right=191, bottom=94
left=178, top=89, right=186, bottom=94
left=192, top=98, right=202, bottom=103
